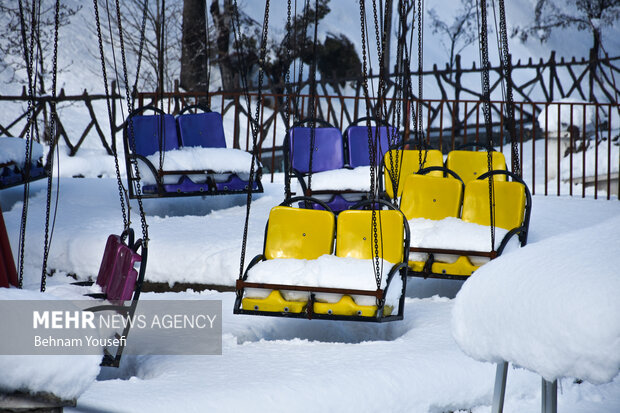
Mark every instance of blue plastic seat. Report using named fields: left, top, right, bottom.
left=345, top=124, right=397, bottom=167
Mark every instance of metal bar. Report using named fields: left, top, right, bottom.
left=410, top=247, right=497, bottom=258
left=542, top=378, right=557, bottom=413
left=594, top=104, right=599, bottom=199
left=491, top=361, right=509, bottom=413
left=582, top=104, right=587, bottom=198
left=569, top=104, right=574, bottom=195
left=557, top=101, right=561, bottom=196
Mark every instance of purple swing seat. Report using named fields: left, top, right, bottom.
left=177, top=111, right=259, bottom=192
left=288, top=126, right=345, bottom=173
left=95, top=235, right=141, bottom=302
left=345, top=125, right=397, bottom=167
left=128, top=113, right=213, bottom=194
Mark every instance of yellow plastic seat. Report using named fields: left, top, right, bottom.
left=431, top=256, right=479, bottom=276
left=242, top=290, right=307, bottom=313
left=446, top=150, right=507, bottom=184
left=383, top=149, right=444, bottom=198
left=336, top=209, right=405, bottom=263
left=313, top=295, right=393, bottom=317
left=426, top=180, right=527, bottom=277
left=264, top=206, right=335, bottom=259
left=242, top=206, right=336, bottom=313
left=462, top=180, right=526, bottom=230
left=400, top=174, right=463, bottom=221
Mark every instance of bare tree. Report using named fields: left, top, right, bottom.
left=427, top=0, right=478, bottom=74
left=0, top=0, right=79, bottom=93
left=515, top=0, right=620, bottom=59
left=180, top=0, right=209, bottom=92
left=93, top=0, right=182, bottom=93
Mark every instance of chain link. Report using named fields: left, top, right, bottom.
left=479, top=0, right=496, bottom=252
left=40, top=0, right=61, bottom=292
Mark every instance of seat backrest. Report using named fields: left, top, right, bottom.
left=445, top=150, right=507, bottom=184
left=127, top=114, right=178, bottom=156
left=462, top=180, right=526, bottom=230
left=345, top=125, right=397, bottom=167
left=383, top=149, right=444, bottom=198
left=264, top=206, right=335, bottom=260
left=288, top=126, right=344, bottom=173
left=95, top=235, right=122, bottom=288
left=336, top=209, right=404, bottom=264
left=176, top=111, right=227, bottom=148
left=104, top=244, right=142, bottom=301
left=400, top=174, right=463, bottom=221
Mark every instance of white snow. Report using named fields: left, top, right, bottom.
left=0, top=138, right=44, bottom=167
left=295, top=166, right=372, bottom=192
left=0, top=289, right=101, bottom=400
left=245, top=255, right=398, bottom=306
left=408, top=217, right=515, bottom=265
left=452, top=214, right=620, bottom=384
left=537, top=98, right=598, bottom=134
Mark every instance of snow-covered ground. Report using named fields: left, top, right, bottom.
left=1, top=173, right=619, bottom=412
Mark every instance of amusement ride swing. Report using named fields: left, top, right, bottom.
left=399, top=0, right=532, bottom=281
left=234, top=0, right=411, bottom=322
left=121, top=0, right=263, bottom=199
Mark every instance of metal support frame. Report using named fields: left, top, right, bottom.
left=492, top=361, right=559, bottom=413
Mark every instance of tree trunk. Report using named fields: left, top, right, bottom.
left=180, top=0, right=209, bottom=92
left=210, top=0, right=237, bottom=91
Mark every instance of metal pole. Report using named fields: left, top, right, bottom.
left=542, top=378, right=558, bottom=413
left=491, top=361, right=509, bottom=413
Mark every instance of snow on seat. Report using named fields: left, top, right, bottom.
left=124, top=107, right=209, bottom=196
left=0, top=137, right=47, bottom=189
left=399, top=172, right=464, bottom=272
left=382, top=149, right=444, bottom=199
left=445, top=148, right=507, bottom=184
left=176, top=106, right=262, bottom=193
left=408, top=170, right=531, bottom=279
left=452, top=214, right=620, bottom=385
left=286, top=120, right=367, bottom=211
left=236, top=198, right=409, bottom=321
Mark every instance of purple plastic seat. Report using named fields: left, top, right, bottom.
left=127, top=114, right=179, bottom=156
left=288, top=126, right=345, bottom=173
left=345, top=125, right=398, bottom=167
left=95, top=234, right=141, bottom=301
left=177, top=112, right=226, bottom=148
left=95, top=235, right=122, bottom=288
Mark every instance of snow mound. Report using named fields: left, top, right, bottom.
left=452, top=215, right=620, bottom=384
left=145, top=146, right=254, bottom=173
left=409, top=217, right=515, bottom=265
left=295, top=166, right=372, bottom=192
left=537, top=98, right=597, bottom=134
left=0, top=138, right=44, bottom=167
left=246, top=255, right=400, bottom=306
left=0, top=289, right=100, bottom=400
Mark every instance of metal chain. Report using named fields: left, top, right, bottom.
left=498, top=0, right=520, bottom=177
left=16, top=0, right=39, bottom=289
left=359, top=0, right=383, bottom=295
left=40, top=0, right=61, bottom=292
left=235, top=0, right=270, bottom=282
left=306, top=0, right=319, bottom=193
left=94, top=0, right=128, bottom=232
left=284, top=0, right=292, bottom=199
left=479, top=0, right=496, bottom=252
left=115, top=0, right=149, bottom=245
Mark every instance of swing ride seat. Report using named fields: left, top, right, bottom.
left=399, top=167, right=465, bottom=272
left=286, top=119, right=371, bottom=212
left=0, top=137, right=48, bottom=190
left=381, top=148, right=444, bottom=200
left=176, top=104, right=263, bottom=194
left=408, top=170, right=531, bottom=280
left=234, top=197, right=409, bottom=322
left=343, top=117, right=399, bottom=167
left=445, top=143, right=507, bottom=185
left=124, top=106, right=219, bottom=198
left=80, top=229, right=148, bottom=367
